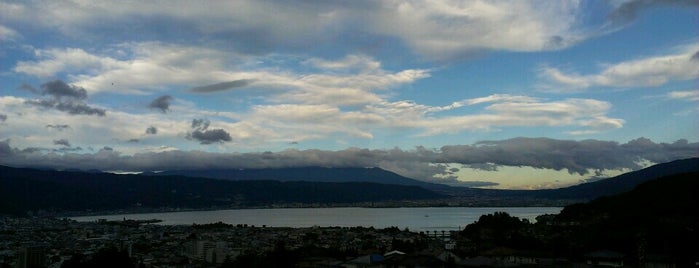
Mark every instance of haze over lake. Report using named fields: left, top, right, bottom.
left=71, top=207, right=561, bottom=231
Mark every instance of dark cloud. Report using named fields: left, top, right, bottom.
left=187, top=118, right=231, bottom=144
left=440, top=137, right=699, bottom=175
left=22, top=80, right=106, bottom=116
left=692, top=50, right=699, bottom=61
left=145, top=126, right=158, bottom=135
left=148, top=95, right=174, bottom=113
left=53, top=139, right=71, bottom=147
left=188, top=129, right=232, bottom=144
left=190, top=79, right=257, bottom=93
left=191, top=118, right=210, bottom=129
left=609, top=0, right=698, bottom=25
left=46, top=124, right=71, bottom=131
left=40, top=80, right=87, bottom=100
left=455, top=181, right=501, bottom=188
left=127, top=139, right=140, bottom=143
left=26, top=99, right=106, bottom=116
left=0, top=138, right=697, bottom=182
left=0, top=114, right=7, bottom=122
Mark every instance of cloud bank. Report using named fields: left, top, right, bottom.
left=1, top=137, right=696, bottom=184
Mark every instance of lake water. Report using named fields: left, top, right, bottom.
left=70, top=207, right=561, bottom=231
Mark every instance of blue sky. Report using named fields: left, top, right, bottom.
left=1, top=0, right=697, bottom=189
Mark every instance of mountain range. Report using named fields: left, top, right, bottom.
left=0, top=158, right=697, bottom=215
left=145, top=166, right=449, bottom=190
left=142, top=158, right=699, bottom=201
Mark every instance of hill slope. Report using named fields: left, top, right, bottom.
left=148, top=167, right=450, bottom=190
left=553, top=171, right=699, bottom=264
left=534, top=157, right=699, bottom=200
left=0, top=166, right=444, bottom=215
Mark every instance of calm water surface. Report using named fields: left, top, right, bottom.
left=71, top=207, right=561, bottom=231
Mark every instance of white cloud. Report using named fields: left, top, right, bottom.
left=13, top=44, right=430, bottom=107
left=541, top=44, right=699, bottom=91
left=0, top=24, right=20, bottom=42
left=14, top=44, right=239, bottom=94
left=303, top=54, right=382, bottom=73
left=1, top=1, right=591, bottom=60
left=668, top=90, right=699, bottom=101
left=368, top=95, right=624, bottom=136
left=370, top=1, right=584, bottom=59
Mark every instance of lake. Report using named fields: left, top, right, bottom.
left=70, top=207, right=561, bottom=232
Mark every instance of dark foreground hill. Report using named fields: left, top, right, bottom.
left=0, top=166, right=444, bottom=215
left=454, top=171, right=698, bottom=266
left=552, top=171, right=699, bottom=264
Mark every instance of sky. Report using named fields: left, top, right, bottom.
left=1, top=0, right=697, bottom=189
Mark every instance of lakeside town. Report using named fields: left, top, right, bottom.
left=1, top=215, right=458, bottom=268
left=0, top=212, right=680, bottom=268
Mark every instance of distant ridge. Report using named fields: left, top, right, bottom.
left=536, top=157, right=699, bottom=200
left=148, top=166, right=451, bottom=190
left=0, top=165, right=444, bottom=215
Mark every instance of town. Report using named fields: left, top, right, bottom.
left=1, top=210, right=683, bottom=268
left=2, top=215, right=460, bottom=268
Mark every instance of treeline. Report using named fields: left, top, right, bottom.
left=0, top=166, right=444, bottom=215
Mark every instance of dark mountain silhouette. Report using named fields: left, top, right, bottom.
left=0, top=165, right=444, bottom=215
left=552, top=171, right=699, bottom=264
left=1, top=158, right=696, bottom=214
left=147, top=167, right=451, bottom=190
left=534, top=157, right=699, bottom=200
left=453, top=170, right=699, bottom=266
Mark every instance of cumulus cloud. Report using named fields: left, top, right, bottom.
left=1, top=137, right=696, bottom=182
left=190, top=79, right=257, bottom=93
left=148, top=95, right=173, bottom=113
left=541, top=44, right=699, bottom=91
left=186, top=118, right=232, bottom=144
